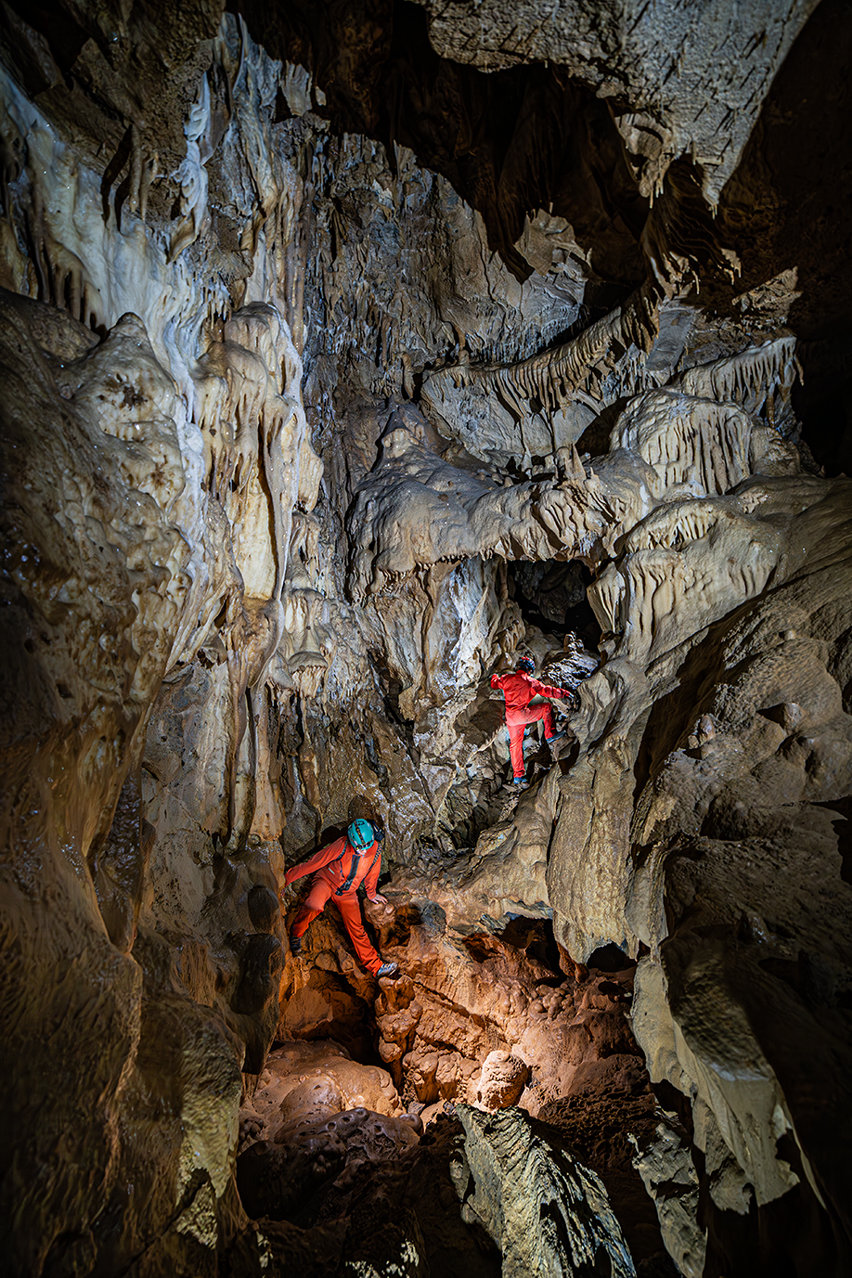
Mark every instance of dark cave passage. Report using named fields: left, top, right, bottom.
left=508, top=559, right=602, bottom=652
left=235, top=0, right=648, bottom=290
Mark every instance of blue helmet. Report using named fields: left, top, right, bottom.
left=517, top=655, right=535, bottom=674
left=347, top=819, right=374, bottom=850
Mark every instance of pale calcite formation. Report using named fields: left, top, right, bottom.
left=344, top=259, right=851, bottom=1260
left=455, top=1105, right=636, bottom=1278
left=0, top=285, right=249, bottom=1274
left=541, top=477, right=852, bottom=1242
left=420, top=284, right=662, bottom=468
left=347, top=405, right=618, bottom=595
left=632, top=953, right=801, bottom=1208
left=193, top=300, right=320, bottom=603
left=0, top=17, right=326, bottom=1271
left=350, top=343, right=801, bottom=606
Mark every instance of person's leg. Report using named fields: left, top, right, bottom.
left=290, top=875, right=333, bottom=939
left=538, top=702, right=567, bottom=743
left=522, top=701, right=558, bottom=739
left=507, top=718, right=527, bottom=778
left=334, top=893, right=382, bottom=973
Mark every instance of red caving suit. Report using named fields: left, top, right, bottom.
left=490, top=669, right=567, bottom=779
left=285, top=836, right=383, bottom=973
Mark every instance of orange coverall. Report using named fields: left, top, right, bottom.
left=285, top=836, right=383, bottom=974
left=490, top=670, right=568, bottom=779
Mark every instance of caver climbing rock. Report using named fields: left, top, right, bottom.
left=491, top=655, right=572, bottom=788
left=280, top=819, right=399, bottom=976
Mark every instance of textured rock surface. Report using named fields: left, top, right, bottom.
left=267, top=901, right=684, bottom=1271
left=456, top=1105, right=636, bottom=1278
left=236, top=1087, right=638, bottom=1278
left=1, top=0, right=851, bottom=1275
left=413, top=0, right=816, bottom=205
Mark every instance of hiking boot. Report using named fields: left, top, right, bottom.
left=512, top=776, right=530, bottom=790
left=288, top=933, right=302, bottom=956
left=546, top=730, right=566, bottom=747
left=376, top=961, right=399, bottom=978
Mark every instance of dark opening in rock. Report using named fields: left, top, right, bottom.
left=508, top=559, right=601, bottom=650
left=586, top=943, right=634, bottom=974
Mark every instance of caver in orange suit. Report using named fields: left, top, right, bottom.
left=491, top=668, right=570, bottom=780
left=284, top=835, right=385, bottom=973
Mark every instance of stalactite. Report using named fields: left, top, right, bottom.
left=426, top=281, right=662, bottom=427
left=672, top=335, right=798, bottom=423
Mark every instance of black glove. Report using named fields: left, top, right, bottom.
left=374, top=826, right=385, bottom=844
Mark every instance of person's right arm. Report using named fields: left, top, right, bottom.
left=284, top=838, right=342, bottom=885
left=528, top=675, right=572, bottom=700
left=490, top=673, right=505, bottom=690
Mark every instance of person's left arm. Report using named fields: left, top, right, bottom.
left=284, top=839, right=340, bottom=885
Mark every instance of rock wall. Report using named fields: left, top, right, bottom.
left=1, top=1, right=851, bottom=1275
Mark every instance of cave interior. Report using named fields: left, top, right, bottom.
left=1, top=1, right=851, bottom=1276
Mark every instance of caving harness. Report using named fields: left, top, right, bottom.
left=328, top=820, right=384, bottom=896
left=333, top=843, right=380, bottom=896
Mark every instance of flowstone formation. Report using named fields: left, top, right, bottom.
left=1, top=1, right=851, bottom=1276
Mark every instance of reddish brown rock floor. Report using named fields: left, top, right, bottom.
left=267, top=900, right=679, bottom=1273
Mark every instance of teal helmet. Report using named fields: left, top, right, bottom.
left=347, top=819, right=374, bottom=850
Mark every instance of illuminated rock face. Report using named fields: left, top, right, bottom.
left=412, top=0, right=816, bottom=206
left=1, top=2, right=851, bottom=1275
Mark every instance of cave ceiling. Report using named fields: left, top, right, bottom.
left=1, top=1, right=851, bottom=1276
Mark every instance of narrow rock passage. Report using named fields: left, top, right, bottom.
left=254, top=867, right=679, bottom=1274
